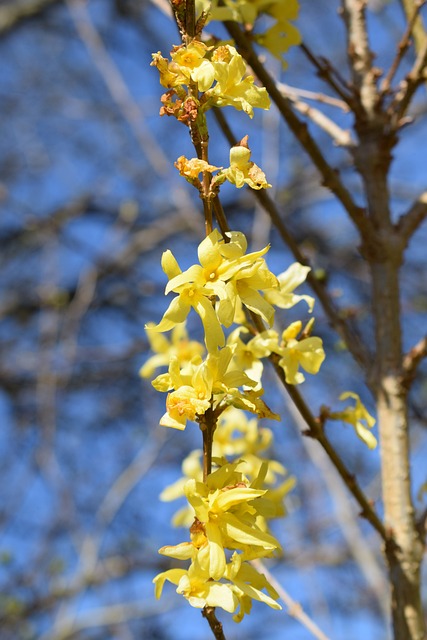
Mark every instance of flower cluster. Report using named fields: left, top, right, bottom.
left=160, top=407, right=296, bottom=528
left=151, top=41, right=270, bottom=120
left=142, top=231, right=325, bottom=619
left=147, top=6, right=326, bottom=624
left=154, top=462, right=283, bottom=620
left=196, top=0, right=301, bottom=65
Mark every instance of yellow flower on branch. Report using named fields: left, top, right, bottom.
left=175, top=156, right=222, bottom=186
left=184, top=463, right=282, bottom=580
left=171, top=41, right=216, bottom=92
left=329, top=391, right=377, bottom=449
left=206, top=45, right=270, bottom=117
left=253, top=321, right=325, bottom=385
left=140, top=323, right=204, bottom=379
left=150, top=229, right=278, bottom=351
left=264, top=262, right=315, bottom=311
left=221, top=136, right=271, bottom=190
left=153, top=545, right=281, bottom=620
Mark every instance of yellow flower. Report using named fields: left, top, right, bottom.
left=199, top=0, right=301, bottom=65
left=225, top=553, right=282, bottom=622
left=151, top=229, right=277, bottom=351
left=150, top=51, right=187, bottom=88
left=152, top=247, right=225, bottom=353
left=264, top=262, right=315, bottom=312
left=171, top=41, right=216, bottom=92
left=254, top=322, right=325, bottom=384
left=154, top=545, right=239, bottom=612
left=329, top=392, right=377, bottom=449
left=175, top=155, right=221, bottom=182
left=140, top=323, right=204, bottom=379
left=153, top=546, right=281, bottom=619
left=222, top=137, right=271, bottom=190
left=158, top=356, right=213, bottom=430
left=206, top=45, right=270, bottom=117
left=184, top=463, right=281, bottom=580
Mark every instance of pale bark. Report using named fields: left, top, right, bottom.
left=371, top=260, right=426, bottom=640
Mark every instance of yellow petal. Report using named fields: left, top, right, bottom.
left=161, top=250, right=181, bottom=280
left=205, top=521, right=227, bottom=580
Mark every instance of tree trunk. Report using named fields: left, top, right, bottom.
left=371, top=259, right=426, bottom=640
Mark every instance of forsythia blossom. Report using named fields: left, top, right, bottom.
left=196, top=0, right=301, bottom=65
left=146, top=2, right=325, bottom=621
left=329, top=392, right=377, bottom=449
left=153, top=463, right=283, bottom=619
left=151, top=41, right=270, bottom=117
left=221, top=136, right=271, bottom=190
left=150, top=229, right=279, bottom=352
left=160, top=407, right=295, bottom=527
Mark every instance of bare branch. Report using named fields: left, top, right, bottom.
left=381, top=0, right=427, bottom=94
left=277, top=83, right=350, bottom=111
left=202, top=607, right=226, bottom=640
left=396, top=190, right=427, bottom=241
left=222, top=21, right=370, bottom=239
left=340, top=0, right=379, bottom=118
left=391, top=40, right=427, bottom=122
left=402, top=334, right=427, bottom=388
left=300, top=42, right=356, bottom=108
left=278, top=84, right=355, bottom=147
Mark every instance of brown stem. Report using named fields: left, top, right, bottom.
left=202, top=606, right=226, bottom=640
left=381, top=0, right=427, bottom=94
left=200, top=408, right=216, bottom=479
left=221, top=20, right=370, bottom=242
left=271, top=354, right=388, bottom=541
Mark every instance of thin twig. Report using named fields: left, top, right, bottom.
left=277, top=82, right=350, bottom=111
left=300, top=42, right=356, bottom=108
left=381, top=0, right=427, bottom=93
left=251, top=559, right=332, bottom=640
left=396, top=190, right=427, bottom=242
left=221, top=21, right=369, bottom=240
left=402, top=334, right=427, bottom=388
left=391, top=39, right=427, bottom=122
left=278, top=86, right=355, bottom=147
left=202, top=607, right=226, bottom=640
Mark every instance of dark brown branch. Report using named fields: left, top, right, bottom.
left=202, top=607, right=226, bottom=640
left=391, top=39, right=427, bottom=123
left=222, top=20, right=370, bottom=241
left=299, top=42, right=356, bottom=109
left=270, top=355, right=388, bottom=542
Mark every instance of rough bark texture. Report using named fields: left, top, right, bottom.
left=371, top=261, right=426, bottom=640
left=341, top=1, right=426, bottom=634
left=354, top=120, right=426, bottom=640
